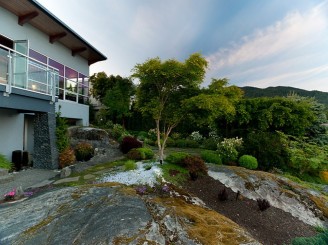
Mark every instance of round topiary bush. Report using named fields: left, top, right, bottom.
left=75, top=142, right=94, bottom=161
left=238, top=155, right=258, bottom=170
left=127, top=148, right=146, bottom=160
left=120, top=136, right=143, bottom=154
left=138, top=148, right=154, bottom=159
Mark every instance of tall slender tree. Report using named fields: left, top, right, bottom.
left=132, top=53, right=208, bottom=163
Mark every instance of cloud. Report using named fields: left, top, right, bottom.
left=205, top=2, right=328, bottom=91
left=207, top=5, right=327, bottom=70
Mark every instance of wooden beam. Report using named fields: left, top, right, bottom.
left=18, top=11, right=39, bottom=26
left=72, top=47, right=87, bottom=56
left=49, top=32, right=67, bottom=44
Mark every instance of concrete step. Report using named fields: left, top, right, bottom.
left=0, top=174, right=14, bottom=184
left=0, top=168, right=9, bottom=177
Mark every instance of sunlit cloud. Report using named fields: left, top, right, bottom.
left=207, top=4, right=327, bottom=69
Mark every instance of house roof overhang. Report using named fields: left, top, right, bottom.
left=0, top=0, right=107, bottom=65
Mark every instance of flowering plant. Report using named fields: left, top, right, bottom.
left=190, top=131, right=203, bottom=142
left=217, top=137, right=243, bottom=163
left=135, top=185, right=147, bottom=195
left=209, top=131, right=220, bottom=141
left=4, top=188, right=16, bottom=201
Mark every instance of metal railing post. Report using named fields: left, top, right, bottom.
left=6, top=51, right=12, bottom=94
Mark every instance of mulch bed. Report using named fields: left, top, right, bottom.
left=183, top=174, right=317, bottom=245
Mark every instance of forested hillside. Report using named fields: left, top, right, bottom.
left=241, top=86, right=328, bottom=106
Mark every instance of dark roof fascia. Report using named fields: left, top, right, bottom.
left=28, top=0, right=107, bottom=63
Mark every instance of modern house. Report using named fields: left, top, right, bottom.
left=0, top=0, right=107, bottom=169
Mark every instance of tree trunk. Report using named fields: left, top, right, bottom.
left=156, top=119, right=163, bottom=164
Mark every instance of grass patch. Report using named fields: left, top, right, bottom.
left=282, top=173, right=326, bottom=193
left=124, top=160, right=137, bottom=171
left=160, top=163, right=189, bottom=186
left=0, top=154, right=12, bottom=170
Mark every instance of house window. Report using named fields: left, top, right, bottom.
left=29, top=49, right=47, bottom=64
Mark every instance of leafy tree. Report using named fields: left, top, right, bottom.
left=234, top=97, right=316, bottom=136
left=132, top=53, right=208, bottom=163
left=89, top=72, right=115, bottom=103
left=89, top=72, right=135, bottom=126
left=287, top=94, right=328, bottom=145
left=103, top=77, right=135, bottom=127
left=183, top=78, right=243, bottom=127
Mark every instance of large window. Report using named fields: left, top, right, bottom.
left=29, top=49, right=89, bottom=104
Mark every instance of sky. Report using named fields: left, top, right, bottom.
left=37, top=0, right=328, bottom=92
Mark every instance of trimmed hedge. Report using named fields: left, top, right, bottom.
left=238, top=155, right=258, bottom=170
left=127, top=147, right=154, bottom=160
left=201, top=150, right=222, bottom=164
left=165, top=152, right=190, bottom=166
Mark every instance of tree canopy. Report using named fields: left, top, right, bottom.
left=132, top=53, right=208, bottom=162
left=89, top=72, right=135, bottom=126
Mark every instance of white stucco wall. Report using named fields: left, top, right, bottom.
left=0, top=7, right=89, bottom=75
left=56, top=100, right=89, bottom=126
left=0, top=109, right=24, bottom=161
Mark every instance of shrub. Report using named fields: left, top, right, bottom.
left=201, top=150, right=222, bottom=164
left=138, top=148, right=154, bottom=159
left=55, top=111, right=69, bottom=153
left=218, top=187, right=228, bottom=201
left=242, top=131, right=288, bottom=170
left=185, top=139, right=199, bottom=148
left=217, top=137, right=243, bottom=164
left=111, top=124, right=127, bottom=140
left=165, top=137, right=176, bottom=147
left=120, top=136, right=142, bottom=154
left=183, top=155, right=208, bottom=180
left=75, top=142, right=94, bottom=161
left=190, top=131, right=203, bottom=142
left=59, top=148, right=76, bottom=168
left=124, top=160, right=137, bottom=171
left=0, top=154, right=12, bottom=170
left=165, top=152, right=190, bottom=166
left=137, top=131, right=148, bottom=141
left=290, top=231, right=328, bottom=245
left=202, top=138, right=219, bottom=150
left=239, top=155, right=258, bottom=169
left=127, top=148, right=146, bottom=160
left=257, top=198, right=270, bottom=211
left=127, top=148, right=154, bottom=160
left=175, top=139, right=199, bottom=148
left=171, top=132, right=181, bottom=140
left=285, top=138, right=328, bottom=176
left=144, top=138, right=155, bottom=146
left=147, top=128, right=157, bottom=141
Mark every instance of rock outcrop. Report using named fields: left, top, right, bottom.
left=208, top=165, right=328, bottom=228
left=0, top=183, right=259, bottom=245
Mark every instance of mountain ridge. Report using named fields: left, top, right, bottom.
left=240, top=86, right=328, bottom=106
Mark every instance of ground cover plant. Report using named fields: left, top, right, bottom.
left=0, top=154, right=12, bottom=170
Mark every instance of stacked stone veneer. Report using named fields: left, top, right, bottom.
left=33, top=105, right=58, bottom=169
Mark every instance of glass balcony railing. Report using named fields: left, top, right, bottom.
left=0, top=44, right=58, bottom=101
